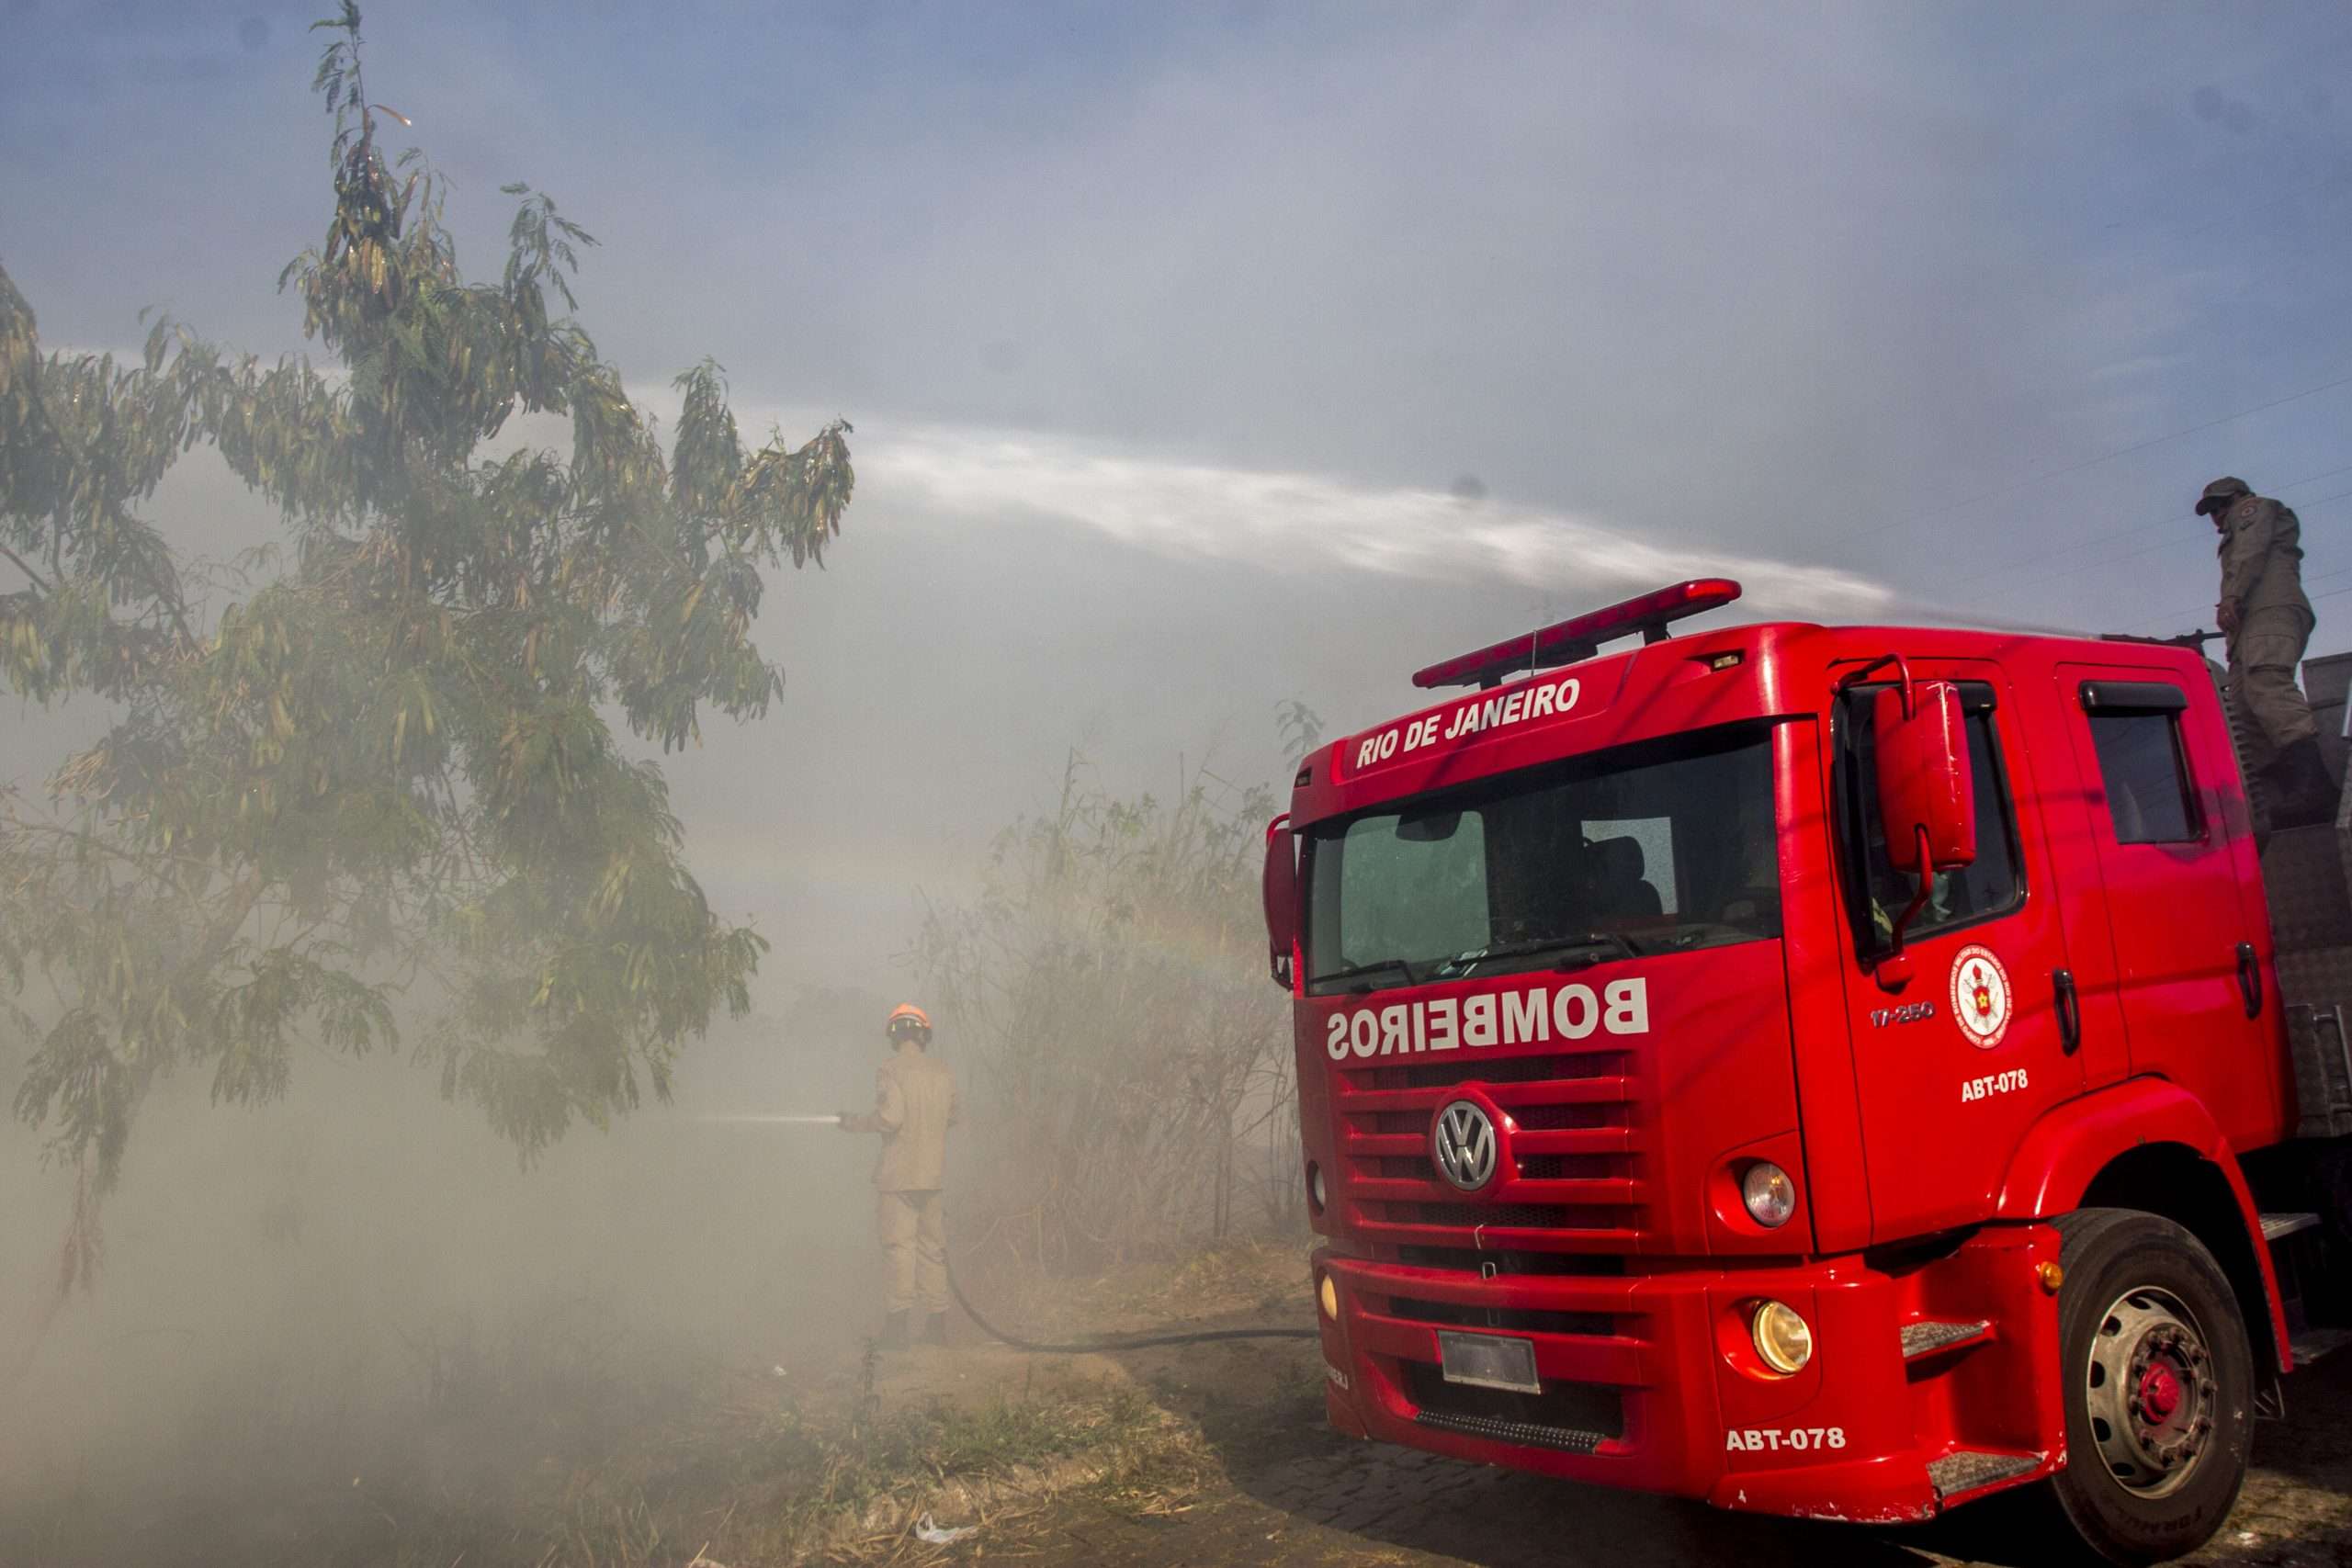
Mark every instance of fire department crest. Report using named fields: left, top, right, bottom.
left=1949, top=944, right=2011, bottom=1049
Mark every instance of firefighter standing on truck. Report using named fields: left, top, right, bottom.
left=2199, top=474, right=2337, bottom=829
left=839, top=1003, right=957, bottom=1349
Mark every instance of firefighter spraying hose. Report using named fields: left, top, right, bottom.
left=707, top=1002, right=1315, bottom=1354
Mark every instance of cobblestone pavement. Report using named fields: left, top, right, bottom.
left=999, top=1342, right=2352, bottom=1568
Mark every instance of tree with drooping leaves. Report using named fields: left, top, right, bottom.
left=0, top=3, right=854, bottom=1290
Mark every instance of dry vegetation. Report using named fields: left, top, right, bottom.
left=2, top=718, right=1322, bottom=1568
left=914, top=752, right=1303, bottom=1276
left=0, top=1241, right=1318, bottom=1568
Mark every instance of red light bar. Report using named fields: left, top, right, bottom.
left=1410, top=579, right=1744, bottom=689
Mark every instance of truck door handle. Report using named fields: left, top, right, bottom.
left=2237, top=943, right=2263, bottom=1020
left=2054, top=970, right=2081, bottom=1055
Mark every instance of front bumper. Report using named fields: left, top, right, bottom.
left=1314, top=1225, right=2064, bottom=1524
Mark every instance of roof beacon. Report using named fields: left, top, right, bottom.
left=1410, top=578, right=1744, bottom=690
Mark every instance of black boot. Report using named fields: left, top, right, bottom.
left=2267, top=738, right=2339, bottom=830
left=923, top=1312, right=949, bottom=1347
left=879, top=1311, right=911, bottom=1351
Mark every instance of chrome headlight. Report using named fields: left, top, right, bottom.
left=1741, top=1162, right=1796, bottom=1229
left=1751, top=1300, right=1814, bottom=1374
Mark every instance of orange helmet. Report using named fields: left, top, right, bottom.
left=885, top=1003, right=933, bottom=1042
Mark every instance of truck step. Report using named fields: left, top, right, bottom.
left=1900, top=1319, right=1993, bottom=1360
left=2290, top=1327, right=2352, bottom=1367
left=1927, top=1448, right=2041, bottom=1502
left=2262, top=1212, right=2322, bottom=1244
left=1412, top=1408, right=1608, bottom=1455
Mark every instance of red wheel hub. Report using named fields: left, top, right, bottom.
left=2138, top=1363, right=2182, bottom=1423
left=2088, top=1286, right=2219, bottom=1497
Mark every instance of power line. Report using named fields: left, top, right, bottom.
left=2293, top=462, right=2352, bottom=490
left=2143, top=581, right=2352, bottom=632
left=1976, top=464, right=2352, bottom=580
left=2133, top=572, right=2352, bottom=637
left=1991, top=483, right=2352, bottom=598
left=1826, top=368, right=2352, bottom=552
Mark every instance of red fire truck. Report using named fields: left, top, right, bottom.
left=1262, top=580, right=2352, bottom=1563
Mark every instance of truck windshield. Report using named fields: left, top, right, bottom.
left=1304, top=723, right=1782, bottom=996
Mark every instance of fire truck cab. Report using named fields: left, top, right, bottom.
left=1265, top=581, right=2352, bottom=1564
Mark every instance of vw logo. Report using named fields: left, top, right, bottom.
left=1431, top=1100, right=1498, bottom=1192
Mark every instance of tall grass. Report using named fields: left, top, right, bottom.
left=914, top=751, right=1302, bottom=1275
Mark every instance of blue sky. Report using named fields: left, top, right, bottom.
left=6, top=0, right=2352, bottom=980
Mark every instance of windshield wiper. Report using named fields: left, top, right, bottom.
left=1310, top=955, right=1419, bottom=991
left=1435, top=931, right=1640, bottom=979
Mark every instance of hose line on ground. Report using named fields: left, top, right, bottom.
left=944, top=1259, right=1320, bottom=1353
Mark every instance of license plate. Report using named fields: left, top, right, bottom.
left=1437, top=1330, right=1541, bottom=1393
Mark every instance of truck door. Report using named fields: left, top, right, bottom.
left=1833, top=668, right=2094, bottom=1241
left=2052, top=663, right=2279, bottom=1145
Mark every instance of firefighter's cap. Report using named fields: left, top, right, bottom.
left=885, top=1003, right=933, bottom=1040
left=2195, top=476, right=2252, bottom=516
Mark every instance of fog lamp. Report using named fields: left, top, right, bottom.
left=1751, top=1300, right=1813, bottom=1375
left=1307, top=1161, right=1327, bottom=1213
left=1741, top=1162, right=1796, bottom=1229
left=1318, top=1272, right=1340, bottom=1320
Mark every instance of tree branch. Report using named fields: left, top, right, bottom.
left=160, top=596, right=198, bottom=656
left=1, top=544, right=52, bottom=595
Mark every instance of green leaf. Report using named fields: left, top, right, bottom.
left=0, top=6, right=857, bottom=1270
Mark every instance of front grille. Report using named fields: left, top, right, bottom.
left=1515, top=1154, right=1615, bottom=1181
left=1377, top=1201, right=1592, bottom=1230
left=1406, top=1361, right=1623, bottom=1453
left=1396, top=1247, right=1625, bottom=1277
left=1372, top=1052, right=1623, bottom=1090
left=1510, top=1102, right=1619, bottom=1131
left=1384, top=1295, right=1611, bottom=1337
left=1358, top=1104, right=1625, bottom=1136
left=1334, top=1032, right=1645, bottom=1249
left=1372, top=1154, right=1620, bottom=1182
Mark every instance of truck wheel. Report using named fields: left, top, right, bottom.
left=2042, top=1208, right=2254, bottom=1565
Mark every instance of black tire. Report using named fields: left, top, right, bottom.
left=2039, top=1208, right=2254, bottom=1566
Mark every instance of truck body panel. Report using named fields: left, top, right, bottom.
left=1283, top=608, right=2346, bottom=1531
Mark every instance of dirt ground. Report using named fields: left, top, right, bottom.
left=10, top=1242, right=2347, bottom=1566
left=985, top=1353, right=2352, bottom=1568
left=888, top=1247, right=2352, bottom=1568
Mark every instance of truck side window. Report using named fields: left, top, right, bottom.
left=1838, top=684, right=2024, bottom=951
left=2085, top=712, right=2199, bottom=845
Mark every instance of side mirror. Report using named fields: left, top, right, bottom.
left=1871, top=681, right=1975, bottom=987
left=1262, top=814, right=1298, bottom=990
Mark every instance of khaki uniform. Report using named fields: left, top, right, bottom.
left=2215, top=491, right=2317, bottom=772
left=842, top=1045, right=957, bottom=1315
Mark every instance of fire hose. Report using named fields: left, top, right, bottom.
left=693, top=1111, right=1319, bottom=1351
left=944, top=1257, right=1319, bottom=1353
